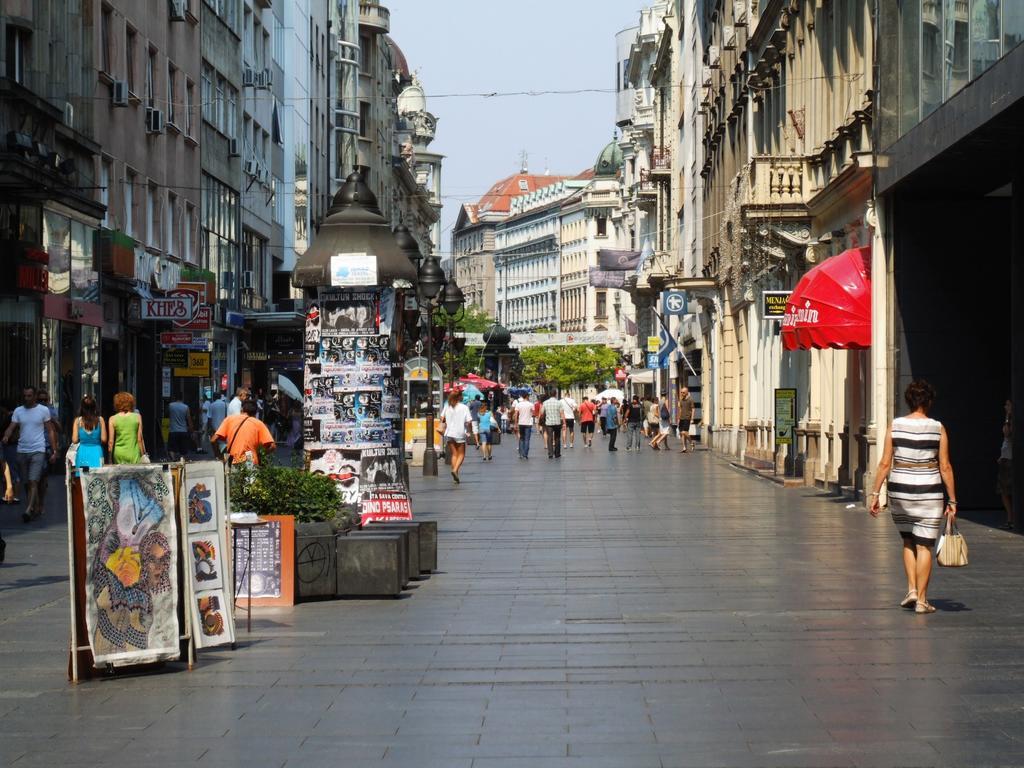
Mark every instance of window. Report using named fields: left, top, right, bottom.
left=596, top=215, right=608, bottom=237
left=201, top=173, right=239, bottom=301
left=226, top=85, right=237, bottom=138
left=166, top=193, right=176, bottom=256
left=99, top=159, right=111, bottom=227
left=596, top=290, right=607, bottom=318
left=146, top=48, right=156, bottom=108
left=100, top=6, right=112, bottom=74
left=166, top=63, right=177, bottom=124
left=201, top=62, right=214, bottom=125
left=6, top=26, right=29, bottom=84
left=184, top=203, right=195, bottom=263
left=184, top=79, right=194, bottom=135
left=214, top=74, right=225, bottom=132
left=124, top=170, right=135, bottom=237
left=243, top=8, right=253, bottom=64
left=125, top=28, right=137, bottom=93
left=359, top=101, right=370, bottom=137
left=146, top=183, right=157, bottom=247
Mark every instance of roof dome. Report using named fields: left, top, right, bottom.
left=594, top=139, right=623, bottom=177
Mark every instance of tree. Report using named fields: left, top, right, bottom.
left=433, top=305, right=494, bottom=379
left=519, top=345, right=619, bottom=389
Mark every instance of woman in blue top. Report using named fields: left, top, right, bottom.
left=71, top=395, right=106, bottom=469
left=478, top=403, right=495, bottom=462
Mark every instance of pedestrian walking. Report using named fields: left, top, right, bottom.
left=645, top=397, right=660, bottom=446
left=650, top=395, right=672, bottom=450
left=1, top=386, right=58, bottom=522
left=623, top=395, right=644, bottom=451
left=543, top=391, right=565, bottom=459
left=499, top=405, right=510, bottom=434
left=214, top=398, right=276, bottom=466
left=869, top=380, right=957, bottom=615
left=0, top=400, right=20, bottom=506
left=514, top=395, right=535, bottom=459
left=227, top=386, right=248, bottom=417
left=998, top=398, right=1013, bottom=530
left=209, top=391, right=228, bottom=443
left=108, top=392, right=146, bottom=465
left=438, top=390, right=472, bottom=484
left=478, top=402, right=495, bottom=461
left=561, top=392, right=578, bottom=449
left=677, top=387, right=695, bottom=453
left=599, top=398, right=609, bottom=436
left=70, top=395, right=106, bottom=469
left=579, top=397, right=597, bottom=448
left=604, top=396, right=620, bottom=451
left=167, top=392, right=194, bottom=461
left=469, top=394, right=483, bottom=450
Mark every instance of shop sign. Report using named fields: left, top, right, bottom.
left=225, top=310, right=245, bottom=329
left=774, top=388, right=797, bottom=446
left=614, top=367, right=628, bottom=381
left=141, top=296, right=194, bottom=320
left=174, top=351, right=211, bottom=378
left=267, top=331, right=301, bottom=352
left=160, top=332, right=207, bottom=349
left=17, top=265, right=48, bottom=292
left=162, top=348, right=189, bottom=367
left=661, top=290, right=689, bottom=316
left=646, top=353, right=661, bottom=369
left=763, top=291, right=792, bottom=321
left=329, top=253, right=377, bottom=286
left=246, top=351, right=270, bottom=361
left=647, top=335, right=660, bottom=353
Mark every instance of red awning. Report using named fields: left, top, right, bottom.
left=781, top=246, right=871, bottom=351
left=460, top=373, right=504, bottom=389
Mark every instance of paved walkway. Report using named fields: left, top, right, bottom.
left=2, top=434, right=1024, bottom=767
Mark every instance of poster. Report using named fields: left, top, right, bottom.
left=361, top=491, right=413, bottom=523
left=774, top=388, right=797, bottom=446
left=320, top=290, right=379, bottom=335
left=180, top=461, right=235, bottom=648
left=81, top=465, right=180, bottom=666
left=360, top=447, right=404, bottom=492
left=235, top=519, right=281, bottom=598
left=310, top=449, right=361, bottom=506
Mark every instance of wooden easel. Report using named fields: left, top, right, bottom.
left=67, top=463, right=196, bottom=683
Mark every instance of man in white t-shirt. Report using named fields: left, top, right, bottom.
left=2, top=387, right=58, bottom=522
left=514, top=396, right=535, bottom=460
left=560, top=393, right=578, bottom=449
left=227, top=386, right=248, bottom=417
left=439, top=392, right=473, bottom=484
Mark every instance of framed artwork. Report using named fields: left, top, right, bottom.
left=182, top=461, right=224, bottom=534
left=81, top=466, right=180, bottom=666
left=194, top=590, right=233, bottom=646
left=188, top=533, right=224, bottom=591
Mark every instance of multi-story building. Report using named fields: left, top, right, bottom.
left=452, top=172, right=568, bottom=316
left=697, top=0, right=875, bottom=492
left=874, top=2, right=1024, bottom=517
left=0, top=0, right=105, bottom=431
left=494, top=179, right=589, bottom=333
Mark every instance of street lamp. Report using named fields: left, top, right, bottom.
left=440, top=276, right=466, bottom=391
left=393, top=223, right=423, bottom=272
left=417, top=252, right=446, bottom=477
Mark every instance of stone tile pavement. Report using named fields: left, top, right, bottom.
left=2, top=435, right=1024, bottom=767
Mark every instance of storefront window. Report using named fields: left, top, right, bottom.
left=945, top=0, right=970, bottom=99
left=44, top=210, right=71, bottom=295
left=70, top=220, right=99, bottom=302
left=0, top=299, right=39, bottom=403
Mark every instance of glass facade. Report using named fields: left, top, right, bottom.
left=882, top=0, right=1024, bottom=145
left=201, top=173, right=239, bottom=303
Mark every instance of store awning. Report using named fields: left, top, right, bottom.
left=627, top=369, right=655, bottom=384
left=781, top=246, right=871, bottom=351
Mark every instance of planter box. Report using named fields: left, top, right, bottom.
left=365, top=520, right=436, bottom=575
left=347, top=529, right=408, bottom=588
left=363, top=523, right=420, bottom=578
left=294, top=522, right=337, bottom=602
left=335, top=534, right=403, bottom=598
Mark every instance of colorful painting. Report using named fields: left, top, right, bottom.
left=195, top=591, right=233, bottom=644
left=183, top=462, right=223, bottom=534
left=188, top=534, right=223, bottom=590
left=81, top=466, right=180, bottom=666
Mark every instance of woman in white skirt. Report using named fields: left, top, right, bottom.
left=869, top=380, right=958, bottom=614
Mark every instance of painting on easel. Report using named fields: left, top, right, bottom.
left=81, top=466, right=181, bottom=666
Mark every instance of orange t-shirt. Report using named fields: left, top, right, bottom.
left=213, top=414, right=275, bottom=464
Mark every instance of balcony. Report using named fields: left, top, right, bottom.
left=359, top=2, right=390, bottom=34
left=745, top=156, right=809, bottom=219
left=649, top=148, right=672, bottom=179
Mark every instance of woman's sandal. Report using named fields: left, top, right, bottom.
left=900, top=590, right=918, bottom=608
left=915, top=601, right=937, bottom=614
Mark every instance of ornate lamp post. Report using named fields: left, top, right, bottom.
left=441, top=276, right=465, bottom=389
left=416, top=252, right=446, bottom=477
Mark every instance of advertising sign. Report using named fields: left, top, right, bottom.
left=763, top=291, right=792, bottom=321
left=647, top=336, right=660, bottom=353
left=163, top=348, right=189, bottom=367
left=174, top=351, right=212, bottom=378
left=646, top=353, right=661, bottom=369
left=141, top=296, right=194, bottom=321
left=160, top=332, right=208, bottom=350
left=662, top=290, right=689, bottom=316
left=774, top=388, right=797, bottom=446
left=329, top=253, right=378, bottom=286
left=360, top=491, right=413, bottom=523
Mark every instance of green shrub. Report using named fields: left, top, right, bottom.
left=229, top=461, right=352, bottom=526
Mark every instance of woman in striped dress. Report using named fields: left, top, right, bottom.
left=869, top=380, right=958, bottom=614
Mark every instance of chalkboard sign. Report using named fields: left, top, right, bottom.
left=232, top=515, right=295, bottom=606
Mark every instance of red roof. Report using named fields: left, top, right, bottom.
left=574, top=168, right=596, bottom=180
left=476, top=173, right=569, bottom=214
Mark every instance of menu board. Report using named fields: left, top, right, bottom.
left=232, top=515, right=295, bottom=606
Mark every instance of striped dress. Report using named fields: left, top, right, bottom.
left=888, top=416, right=945, bottom=543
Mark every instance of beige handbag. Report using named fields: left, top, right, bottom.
left=936, top=516, right=968, bottom=567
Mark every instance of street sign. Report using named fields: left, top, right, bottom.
left=647, top=335, right=660, bottom=353
left=646, top=353, right=661, bottom=369
left=160, top=332, right=208, bottom=350
left=662, top=290, right=689, bottom=316
left=174, top=351, right=211, bottom=378
left=141, top=296, right=194, bottom=321
left=774, top=388, right=797, bottom=446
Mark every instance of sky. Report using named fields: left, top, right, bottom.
left=385, top=0, right=641, bottom=258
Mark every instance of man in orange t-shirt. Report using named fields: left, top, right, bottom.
left=213, top=399, right=276, bottom=464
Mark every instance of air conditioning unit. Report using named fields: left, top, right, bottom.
left=723, top=25, right=737, bottom=50
left=63, top=102, right=75, bottom=129
left=169, top=0, right=186, bottom=21
left=709, top=45, right=721, bottom=68
left=112, top=80, right=129, bottom=107
left=227, top=137, right=240, bottom=157
left=258, top=167, right=271, bottom=185
left=258, top=68, right=273, bottom=89
left=145, top=107, right=164, bottom=134
left=243, top=159, right=258, bottom=177
left=241, top=270, right=255, bottom=289
left=702, top=66, right=713, bottom=87
left=734, top=0, right=749, bottom=26
left=242, top=67, right=256, bottom=87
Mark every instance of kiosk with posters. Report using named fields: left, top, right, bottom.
left=403, top=356, right=443, bottom=457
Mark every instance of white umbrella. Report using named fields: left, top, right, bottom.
left=276, top=374, right=303, bottom=403
left=597, top=388, right=625, bottom=401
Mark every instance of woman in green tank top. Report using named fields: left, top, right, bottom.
left=108, top=392, right=146, bottom=464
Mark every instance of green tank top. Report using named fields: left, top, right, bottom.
left=111, top=412, right=142, bottom=464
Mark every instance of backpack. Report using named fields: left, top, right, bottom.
left=660, top=403, right=670, bottom=420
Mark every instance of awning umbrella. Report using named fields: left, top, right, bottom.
left=277, top=374, right=303, bottom=402
left=460, top=373, right=503, bottom=389
left=460, top=383, right=483, bottom=403
left=597, top=388, right=625, bottom=401
left=781, top=246, right=871, bottom=351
